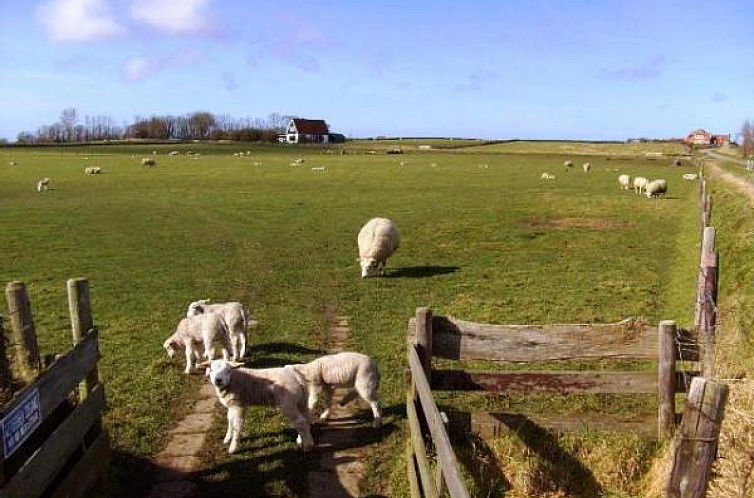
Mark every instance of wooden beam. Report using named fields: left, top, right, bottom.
left=658, top=320, right=677, bottom=440
left=67, top=278, right=99, bottom=401
left=406, top=394, right=439, bottom=498
left=414, top=308, right=433, bottom=387
left=406, top=444, right=422, bottom=498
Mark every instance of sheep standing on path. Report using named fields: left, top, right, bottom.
left=645, top=179, right=668, bottom=198
left=618, top=174, right=631, bottom=190
left=163, top=313, right=232, bottom=374
left=206, top=359, right=314, bottom=454
left=187, top=300, right=249, bottom=361
left=633, top=176, right=648, bottom=195
left=357, top=217, right=400, bottom=278
left=291, top=352, right=382, bottom=428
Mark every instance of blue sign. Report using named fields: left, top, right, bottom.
left=2, top=388, right=41, bottom=459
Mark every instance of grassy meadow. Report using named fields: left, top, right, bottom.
left=0, top=143, right=701, bottom=497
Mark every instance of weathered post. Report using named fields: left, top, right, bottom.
left=701, top=255, right=718, bottom=379
left=0, top=314, right=12, bottom=403
left=694, top=227, right=716, bottom=331
left=414, top=307, right=433, bottom=387
left=666, top=377, right=728, bottom=498
left=4, top=281, right=41, bottom=383
left=658, top=320, right=677, bottom=440
left=703, top=195, right=712, bottom=228
left=67, top=278, right=99, bottom=400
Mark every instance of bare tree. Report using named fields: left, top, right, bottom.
left=59, top=107, right=78, bottom=142
left=741, top=119, right=754, bottom=157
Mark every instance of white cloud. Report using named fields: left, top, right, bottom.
left=130, top=0, right=213, bottom=34
left=37, top=0, right=122, bottom=43
left=122, top=57, right=156, bottom=82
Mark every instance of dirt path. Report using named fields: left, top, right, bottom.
left=307, top=313, right=373, bottom=497
left=707, top=161, right=754, bottom=203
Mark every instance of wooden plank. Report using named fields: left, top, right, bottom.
left=406, top=394, right=439, bottom=498
left=658, top=321, right=677, bottom=439
left=431, top=316, right=660, bottom=361
left=695, top=227, right=716, bottom=329
left=0, top=330, right=98, bottom=435
left=406, top=444, right=422, bottom=498
left=0, top=385, right=106, bottom=498
left=445, top=411, right=657, bottom=439
left=666, top=377, right=728, bottom=498
left=431, top=370, right=669, bottom=394
left=49, top=430, right=109, bottom=498
left=701, top=261, right=718, bottom=378
left=409, top=346, right=471, bottom=498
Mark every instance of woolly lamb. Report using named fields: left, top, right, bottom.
left=311, top=166, right=326, bottom=172
left=84, top=167, right=102, bottom=174
left=582, top=162, right=591, bottom=173
left=9, top=160, right=17, bottom=166
left=36, top=178, right=50, bottom=192
left=357, top=217, right=400, bottom=278
left=564, top=160, right=574, bottom=170
left=187, top=299, right=249, bottom=361
left=618, top=174, right=631, bottom=190
left=645, top=179, right=668, bottom=198
left=142, top=157, right=156, bottom=167
left=163, top=313, right=232, bottom=374
left=206, top=359, right=313, bottom=453
left=291, top=352, right=381, bottom=428
left=169, top=150, right=180, bottom=156
left=633, top=176, right=648, bottom=195
left=682, top=173, right=699, bottom=181
left=540, top=172, right=556, bottom=180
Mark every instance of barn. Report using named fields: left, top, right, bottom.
left=285, top=118, right=330, bottom=144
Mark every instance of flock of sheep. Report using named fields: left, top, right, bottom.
left=160, top=217, right=398, bottom=453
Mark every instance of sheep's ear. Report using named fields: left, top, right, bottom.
left=228, top=361, right=244, bottom=369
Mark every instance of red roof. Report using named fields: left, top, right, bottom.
left=292, top=119, right=329, bottom=135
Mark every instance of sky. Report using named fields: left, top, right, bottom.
left=0, top=0, right=752, bottom=141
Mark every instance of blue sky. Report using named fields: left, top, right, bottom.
left=1, top=0, right=752, bottom=141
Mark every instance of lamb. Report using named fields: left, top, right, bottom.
left=564, top=160, right=574, bottom=170
left=163, top=313, right=232, bottom=374
left=142, top=157, right=156, bottom=167
left=205, top=359, right=313, bottom=453
left=9, top=160, right=17, bottom=166
left=582, top=162, right=591, bottom=173
left=186, top=299, right=249, bottom=361
left=618, top=174, right=631, bottom=190
left=540, top=172, right=556, bottom=180
left=169, top=150, right=180, bottom=156
left=291, top=352, right=381, bottom=428
left=357, top=217, right=400, bottom=278
left=682, top=173, right=699, bottom=181
left=645, top=179, right=668, bottom=198
left=633, top=176, right=648, bottom=195
left=36, top=178, right=50, bottom=192
left=84, top=167, right=102, bottom=174
left=311, top=166, right=326, bottom=172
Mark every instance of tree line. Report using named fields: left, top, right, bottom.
left=15, top=108, right=297, bottom=144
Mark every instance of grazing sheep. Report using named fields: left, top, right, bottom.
left=152, top=150, right=157, bottom=155
left=682, top=173, right=699, bottom=181
left=618, top=174, right=631, bottom=190
left=632, top=176, right=648, bottom=195
left=311, top=166, right=326, bottom=172
left=253, top=161, right=262, bottom=167
left=582, top=162, right=591, bottom=173
left=9, top=160, right=17, bottom=166
left=430, top=162, right=438, bottom=168
left=357, top=217, right=400, bottom=278
left=564, top=160, right=574, bottom=171
left=478, top=163, right=490, bottom=169
left=169, top=150, right=180, bottom=156
left=291, top=352, right=381, bottom=428
left=645, top=179, right=668, bottom=198
left=206, top=359, right=313, bottom=453
left=540, top=172, right=556, bottom=180
left=163, top=313, right=232, bottom=374
left=399, top=160, right=408, bottom=166
left=84, top=167, right=102, bottom=174
left=36, top=178, right=50, bottom=192
left=142, top=157, right=156, bottom=167
left=187, top=299, right=249, bottom=361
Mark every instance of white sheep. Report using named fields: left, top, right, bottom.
left=9, top=160, right=17, bottom=166
left=311, top=166, right=326, bottom=172
left=618, top=174, right=631, bottom=190
left=540, top=172, right=556, bottom=180
left=163, top=313, right=232, bottom=374
left=564, top=160, right=574, bottom=170
left=645, top=179, right=668, bottom=198
left=682, top=173, right=699, bottom=181
left=357, top=217, right=400, bottom=278
left=142, top=157, right=156, bottom=167
left=84, top=167, right=102, bottom=174
left=633, top=176, right=648, bottom=195
left=291, top=352, right=381, bottom=428
left=169, top=150, right=180, bottom=156
left=187, top=299, right=249, bottom=361
left=206, top=359, right=313, bottom=453
left=253, top=161, right=262, bottom=166
left=36, top=178, right=50, bottom=192
left=582, top=162, right=591, bottom=173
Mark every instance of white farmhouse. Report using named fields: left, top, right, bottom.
left=285, top=118, right=330, bottom=144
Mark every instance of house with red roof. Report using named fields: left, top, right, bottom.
left=285, top=118, right=330, bottom=144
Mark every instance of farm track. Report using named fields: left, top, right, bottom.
left=707, top=161, right=754, bottom=204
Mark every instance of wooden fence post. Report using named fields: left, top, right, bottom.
left=701, top=255, right=718, bottom=379
left=0, top=314, right=12, bottom=404
left=658, top=320, right=677, bottom=440
left=666, top=377, right=728, bottom=498
left=67, top=278, right=99, bottom=400
left=414, top=307, right=433, bottom=387
left=703, top=195, right=712, bottom=228
left=4, top=281, right=41, bottom=383
left=694, top=227, right=716, bottom=331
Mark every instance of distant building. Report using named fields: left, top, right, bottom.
left=683, top=129, right=730, bottom=147
left=711, top=134, right=730, bottom=146
left=285, top=119, right=330, bottom=144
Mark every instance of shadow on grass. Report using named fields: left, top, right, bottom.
left=387, top=265, right=460, bottom=279
left=108, top=450, right=162, bottom=498
left=452, top=432, right=512, bottom=497
left=243, top=342, right=326, bottom=367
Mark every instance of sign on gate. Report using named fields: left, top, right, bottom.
left=2, top=388, right=41, bottom=459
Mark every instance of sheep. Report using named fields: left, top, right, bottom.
left=290, top=352, right=381, bottom=428
left=645, top=179, right=668, bottom=198
left=633, top=176, right=648, bottom=195
left=357, top=217, right=400, bottom=278
left=540, top=172, right=556, bottom=180
left=141, top=157, right=156, bottom=167
left=205, top=359, right=313, bottom=453
left=152, top=150, right=157, bottom=155
left=169, top=150, right=180, bottom=156
left=564, top=160, right=574, bottom=171
left=430, top=162, right=438, bottom=168
left=9, top=160, right=17, bottom=166
left=163, top=313, right=232, bottom=374
left=682, top=173, right=699, bottom=181
left=618, top=174, right=631, bottom=190
left=253, top=161, right=262, bottom=167
left=36, top=178, right=50, bottom=192
left=582, top=162, right=591, bottom=173
left=311, top=166, right=326, bottom=172
left=84, top=167, right=102, bottom=174
left=187, top=299, right=249, bottom=361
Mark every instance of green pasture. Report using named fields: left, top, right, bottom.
left=0, top=144, right=700, bottom=497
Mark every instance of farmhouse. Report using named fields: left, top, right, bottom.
left=285, top=118, right=330, bottom=144
left=684, top=129, right=730, bottom=147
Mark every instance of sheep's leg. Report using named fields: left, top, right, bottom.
left=184, top=344, right=195, bottom=374
left=355, top=383, right=382, bottom=428
left=224, top=409, right=234, bottom=444
left=227, top=406, right=243, bottom=453
left=307, top=384, right=321, bottom=421
left=378, top=259, right=386, bottom=276
left=238, top=331, right=246, bottom=360
left=280, top=401, right=313, bottom=451
left=319, top=386, right=334, bottom=421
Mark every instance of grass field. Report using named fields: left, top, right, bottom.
left=0, top=143, right=701, bottom=497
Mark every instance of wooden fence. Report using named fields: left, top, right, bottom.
left=0, top=278, right=109, bottom=498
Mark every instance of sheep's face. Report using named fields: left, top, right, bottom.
left=208, top=360, right=232, bottom=389
left=360, top=258, right=377, bottom=278
left=163, top=339, right=180, bottom=358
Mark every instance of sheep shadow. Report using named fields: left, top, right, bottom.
left=387, top=265, right=459, bottom=279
